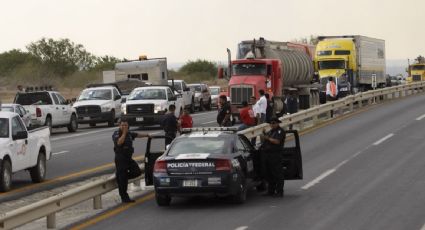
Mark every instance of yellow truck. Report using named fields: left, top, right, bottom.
left=407, top=56, right=425, bottom=83
left=315, top=35, right=386, bottom=99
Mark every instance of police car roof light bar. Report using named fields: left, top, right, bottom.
left=181, top=127, right=239, bottom=133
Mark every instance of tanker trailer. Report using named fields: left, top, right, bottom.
left=220, top=37, right=320, bottom=119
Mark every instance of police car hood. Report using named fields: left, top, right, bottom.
left=73, top=100, right=111, bottom=107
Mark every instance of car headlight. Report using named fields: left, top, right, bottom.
left=121, top=104, right=127, bottom=115
left=154, top=104, right=166, bottom=113
left=101, top=105, right=111, bottom=112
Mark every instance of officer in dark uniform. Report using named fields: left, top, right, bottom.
left=112, top=119, right=150, bottom=203
left=260, top=117, right=286, bottom=197
left=161, top=104, right=179, bottom=146
left=217, top=95, right=232, bottom=127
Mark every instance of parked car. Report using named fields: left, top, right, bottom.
left=14, top=90, right=78, bottom=133
left=188, top=83, right=212, bottom=111
left=209, top=86, right=221, bottom=108
left=0, top=111, right=51, bottom=191
left=73, top=85, right=122, bottom=127
left=0, top=103, right=32, bottom=128
left=168, top=80, right=195, bottom=113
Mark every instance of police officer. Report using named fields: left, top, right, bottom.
left=112, top=119, right=150, bottom=203
left=260, top=117, right=286, bottom=197
left=161, top=104, right=179, bottom=146
left=217, top=95, right=232, bottom=127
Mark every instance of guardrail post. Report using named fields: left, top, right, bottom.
left=392, top=92, right=396, bottom=99
left=313, top=115, right=319, bottom=125
left=298, top=120, right=304, bottom=130
left=47, top=213, right=56, bottom=229
left=349, top=102, right=354, bottom=112
left=93, top=195, right=102, bottom=209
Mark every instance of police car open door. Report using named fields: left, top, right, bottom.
left=282, top=130, right=303, bottom=180
left=145, top=135, right=167, bottom=186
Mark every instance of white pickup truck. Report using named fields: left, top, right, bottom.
left=168, top=80, right=195, bottom=113
left=0, top=111, right=52, bottom=192
left=14, top=90, right=78, bottom=133
left=121, top=85, right=184, bottom=127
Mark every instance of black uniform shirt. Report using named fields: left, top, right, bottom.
left=263, top=127, right=285, bottom=152
left=112, top=130, right=138, bottom=155
left=161, top=113, right=178, bottom=133
left=217, top=102, right=231, bottom=124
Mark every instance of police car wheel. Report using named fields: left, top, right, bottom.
left=231, top=180, right=247, bottom=204
left=155, top=193, right=171, bottom=206
left=0, top=159, right=12, bottom=192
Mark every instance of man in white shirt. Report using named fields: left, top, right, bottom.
left=255, top=89, right=267, bottom=124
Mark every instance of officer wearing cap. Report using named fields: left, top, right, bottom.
left=260, top=117, right=286, bottom=197
left=112, top=119, right=150, bottom=203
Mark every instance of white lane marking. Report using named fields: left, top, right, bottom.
left=415, top=114, right=425, bottom=121
left=52, top=151, right=69, bottom=156
left=373, top=133, right=394, bottom=146
left=201, top=121, right=216, bottom=125
left=51, top=127, right=116, bottom=141
left=301, top=169, right=336, bottom=190
left=235, top=226, right=248, bottom=230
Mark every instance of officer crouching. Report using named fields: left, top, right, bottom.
left=260, top=117, right=286, bottom=197
left=112, top=119, right=150, bottom=203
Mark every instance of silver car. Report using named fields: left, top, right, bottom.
left=0, top=103, right=32, bottom=128
left=188, top=83, right=212, bottom=111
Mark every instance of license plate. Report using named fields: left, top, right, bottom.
left=136, top=117, right=144, bottom=122
left=183, top=179, right=199, bottom=187
left=83, top=117, right=90, bottom=121
left=340, top=87, right=348, bottom=91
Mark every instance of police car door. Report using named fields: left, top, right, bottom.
left=144, top=135, right=167, bottom=186
left=282, top=130, right=303, bottom=180
left=236, top=135, right=255, bottom=179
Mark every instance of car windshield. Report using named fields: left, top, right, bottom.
left=189, top=85, right=202, bottom=92
left=167, top=136, right=232, bottom=156
left=232, top=63, right=266, bottom=76
left=210, top=88, right=220, bottom=95
left=15, top=92, right=53, bottom=105
left=318, top=60, right=345, bottom=70
left=78, top=89, right=112, bottom=101
left=411, top=65, right=425, bottom=70
left=0, top=118, right=9, bottom=138
left=127, top=88, right=166, bottom=100
left=0, top=107, right=14, bottom=112
left=168, top=82, right=182, bottom=91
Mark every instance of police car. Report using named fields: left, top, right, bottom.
left=144, top=127, right=303, bottom=206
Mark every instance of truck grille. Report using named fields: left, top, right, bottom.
left=413, top=75, right=421, bottom=81
left=127, top=104, right=154, bottom=114
left=76, top=105, right=101, bottom=115
left=230, top=85, right=253, bottom=104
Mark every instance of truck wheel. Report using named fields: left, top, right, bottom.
left=0, top=159, right=12, bottom=192
left=45, top=116, right=52, bottom=134
left=199, top=99, right=204, bottom=111
left=67, top=114, right=78, bottom=132
left=155, top=193, right=171, bottom=206
left=190, top=99, right=195, bottom=113
left=108, top=111, right=115, bottom=127
left=30, top=152, right=46, bottom=183
left=231, top=180, right=247, bottom=204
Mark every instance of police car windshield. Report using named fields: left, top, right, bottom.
left=128, top=88, right=167, bottom=100
left=0, top=118, right=9, bottom=138
left=167, top=135, right=232, bottom=156
left=78, top=89, right=112, bottom=101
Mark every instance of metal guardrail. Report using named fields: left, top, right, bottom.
left=1, top=82, right=424, bottom=229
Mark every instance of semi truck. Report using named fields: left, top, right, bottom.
left=219, top=37, right=320, bottom=118
left=314, top=35, right=386, bottom=98
left=103, top=56, right=168, bottom=85
left=407, top=55, right=425, bottom=83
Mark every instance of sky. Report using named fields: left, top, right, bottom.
left=0, top=0, right=424, bottom=64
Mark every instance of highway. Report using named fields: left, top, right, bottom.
left=0, top=110, right=219, bottom=201
left=77, top=94, right=425, bottom=230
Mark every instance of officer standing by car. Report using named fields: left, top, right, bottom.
left=260, top=117, right=286, bottom=197
left=217, top=95, right=232, bottom=127
left=161, top=104, right=179, bottom=145
left=112, top=119, right=150, bottom=203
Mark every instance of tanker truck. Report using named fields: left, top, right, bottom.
left=314, top=35, right=386, bottom=99
left=407, top=55, right=425, bottom=83
left=219, top=37, right=320, bottom=119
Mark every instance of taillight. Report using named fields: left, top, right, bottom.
left=153, top=160, right=167, bottom=173
left=36, top=108, right=42, bottom=117
left=215, top=159, right=232, bottom=171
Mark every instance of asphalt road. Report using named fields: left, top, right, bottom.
left=0, top=110, right=219, bottom=200
left=84, top=94, right=425, bottom=230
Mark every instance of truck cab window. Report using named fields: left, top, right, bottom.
left=52, top=94, right=60, bottom=104
left=0, top=118, right=9, bottom=138
left=11, top=116, right=26, bottom=136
